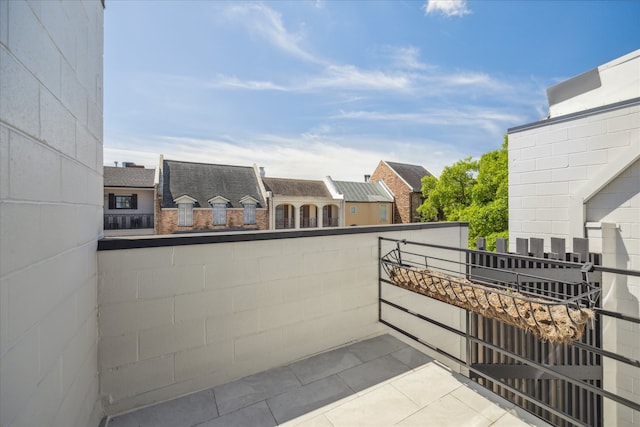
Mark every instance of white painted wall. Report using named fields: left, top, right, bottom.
left=509, top=51, right=640, bottom=426
left=0, top=1, right=104, bottom=426
left=549, top=49, right=640, bottom=118
left=103, top=188, right=155, bottom=215
left=97, top=224, right=468, bottom=415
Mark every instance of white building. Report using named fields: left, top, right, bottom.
left=0, top=1, right=105, bottom=426
left=508, top=49, right=640, bottom=426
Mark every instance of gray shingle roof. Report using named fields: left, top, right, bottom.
left=161, top=160, right=264, bottom=208
left=262, top=177, right=331, bottom=198
left=384, top=161, right=432, bottom=192
left=332, top=181, right=393, bottom=202
left=104, top=166, right=155, bottom=188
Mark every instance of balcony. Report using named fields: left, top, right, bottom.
left=97, top=223, right=639, bottom=426
left=105, top=334, right=545, bottom=426
left=104, top=213, right=154, bottom=236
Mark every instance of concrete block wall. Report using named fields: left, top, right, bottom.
left=97, top=223, right=467, bottom=415
left=0, top=1, right=104, bottom=426
left=509, top=102, right=640, bottom=426
left=509, top=103, right=639, bottom=246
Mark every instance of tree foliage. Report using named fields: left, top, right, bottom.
left=418, top=136, right=508, bottom=249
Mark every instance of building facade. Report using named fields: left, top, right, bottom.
left=156, top=158, right=268, bottom=235
left=325, top=177, right=394, bottom=226
left=0, top=1, right=104, bottom=426
left=508, top=49, right=640, bottom=426
left=103, top=165, right=155, bottom=236
left=263, top=177, right=341, bottom=229
left=370, top=161, right=432, bottom=224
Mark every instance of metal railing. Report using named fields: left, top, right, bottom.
left=104, top=213, right=154, bottom=230
left=379, top=237, right=640, bottom=427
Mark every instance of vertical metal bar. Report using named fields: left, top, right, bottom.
left=378, top=237, right=382, bottom=322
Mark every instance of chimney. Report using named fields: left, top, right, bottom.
left=114, top=161, right=118, bottom=167
left=364, top=174, right=371, bottom=182
left=259, top=167, right=265, bottom=177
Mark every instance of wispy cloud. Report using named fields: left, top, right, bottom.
left=221, top=3, right=322, bottom=64
left=334, top=107, right=525, bottom=134
left=207, top=75, right=288, bottom=91
left=104, top=131, right=469, bottom=180
left=424, top=0, right=471, bottom=17
left=387, top=46, right=432, bottom=70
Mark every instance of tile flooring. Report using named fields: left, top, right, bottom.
left=106, top=334, right=550, bottom=427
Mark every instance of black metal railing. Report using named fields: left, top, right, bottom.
left=379, top=236, right=640, bottom=427
left=275, top=218, right=295, bottom=229
left=104, top=213, right=154, bottom=230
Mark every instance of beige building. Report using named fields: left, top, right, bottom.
left=325, top=177, right=394, bottom=226
left=263, top=177, right=341, bottom=229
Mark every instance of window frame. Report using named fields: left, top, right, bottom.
left=178, top=202, right=193, bottom=226
left=379, top=204, right=388, bottom=222
left=243, top=202, right=256, bottom=225
left=212, top=203, right=227, bottom=226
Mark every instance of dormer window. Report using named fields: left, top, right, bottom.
left=174, top=195, right=197, bottom=227
left=208, top=196, right=230, bottom=226
left=240, top=195, right=259, bottom=225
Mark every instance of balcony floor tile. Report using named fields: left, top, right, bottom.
left=106, top=334, right=551, bottom=427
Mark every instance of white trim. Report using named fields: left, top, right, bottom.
left=207, top=195, right=230, bottom=205
left=239, top=195, right=260, bottom=205
left=174, top=194, right=197, bottom=204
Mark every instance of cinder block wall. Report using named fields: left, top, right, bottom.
left=97, top=224, right=467, bottom=415
left=509, top=103, right=640, bottom=426
left=0, top=1, right=104, bottom=426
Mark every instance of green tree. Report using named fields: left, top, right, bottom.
left=417, top=157, right=478, bottom=222
left=418, top=137, right=508, bottom=250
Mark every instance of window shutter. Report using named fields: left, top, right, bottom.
left=131, top=194, right=138, bottom=209
left=108, top=193, right=115, bottom=209
left=186, top=204, right=193, bottom=226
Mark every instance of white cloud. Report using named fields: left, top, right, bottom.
left=207, top=75, right=288, bottom=91
left=222, top=3, right=322, bottom=64
left=103, top=132, right=466, bottom=180
left=424, top=0, right=471, bottom=17
left=334, top=107, right=525, bottom=134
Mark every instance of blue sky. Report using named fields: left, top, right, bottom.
left=104, top=0, right=640, bottom=180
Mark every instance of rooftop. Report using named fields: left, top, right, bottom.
left=263, top=177, right=333, bottom=198
left=104, top=166, right=155, bottom=188
left=332, top=180, right=394, bottom=203
left=105, top=334, right=548, bottom=427
left=383, top=161, right=432, bottom=192
left=161, top=159, right=265, bottom=208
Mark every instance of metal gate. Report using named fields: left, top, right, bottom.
left=469, top=237, right=602, bottom=426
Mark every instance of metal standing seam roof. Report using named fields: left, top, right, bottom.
left=161, top=160, right=265, bottom=208
left=384, top=161, right=432, bottom=192
left=104, top=166, right=155, bottom=188
left=262, top=177, right=332, bottom=198
left=332, top=181, right=394, bottom=202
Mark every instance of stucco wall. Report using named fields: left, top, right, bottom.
left=104, top=188, right=155, bottom=215
left=0, top=1, right=104, bottom=426
left=97, top=223, right=468, bottom=415
left=345, top=202, right=393, bottom=226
